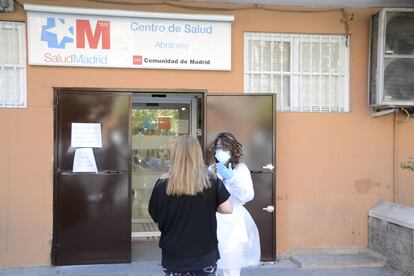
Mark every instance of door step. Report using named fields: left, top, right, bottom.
left=289, top=247, right=387, bottom=269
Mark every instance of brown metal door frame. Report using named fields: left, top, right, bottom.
left=53, top=88, right=133, bottom=265
left=130, top=90, right=206, bottom=239
left=52, top=87, right=207, bottom=264
left=204, top=93, right=277, bottom=261
left=52, top=89, right=276, bottom=263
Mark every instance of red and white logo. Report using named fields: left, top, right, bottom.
left=133, top=55, right=143, bottom=65
left=76, top=20, right=110, bottom=49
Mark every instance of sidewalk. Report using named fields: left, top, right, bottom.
left=0, top=240, right=402, bottom=276
left=0, top=258, right=401, bottom=276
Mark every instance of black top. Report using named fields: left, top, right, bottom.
left=148, top=176, right=230, bottom=271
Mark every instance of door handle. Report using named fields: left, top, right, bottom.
left=131, top=189, right=137, bottom=200
left=262, top=205, right=275, bottom=213
left=250, top=170, right=263, bottom=174
left=262, top=164, right=274, bottom=171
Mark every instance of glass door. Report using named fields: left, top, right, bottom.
left=131, top=96, right=195, bottom=238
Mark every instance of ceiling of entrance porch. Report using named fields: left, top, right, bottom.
left=180, top=0, right=414, bottom=8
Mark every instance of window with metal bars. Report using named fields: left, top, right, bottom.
left=244, top=32, right=350, bottom=112
left=0, top=21, right=26, bottom=108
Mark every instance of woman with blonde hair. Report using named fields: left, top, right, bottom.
left=149, top=135, right=232, bottom=276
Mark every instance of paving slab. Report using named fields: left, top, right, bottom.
left=0, top=258, right=401, bottom=276
left=0, top=243, right=400, bottom=276
left=289, top=251, right=387, bottom=269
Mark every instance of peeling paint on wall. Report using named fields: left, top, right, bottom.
left=354, top=178, right=381, bottom=194
left=276, top=194, right=288, bottom=201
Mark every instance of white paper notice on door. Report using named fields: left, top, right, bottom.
left=73, top=148, right=98, bottom=173
left=177, top=119, right=189, bottom=134
left=71, top=123, right=102, bottom=148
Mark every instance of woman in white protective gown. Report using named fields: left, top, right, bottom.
left=207, top=132, right=261, bottom=276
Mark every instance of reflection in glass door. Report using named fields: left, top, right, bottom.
left=131, top=97, right=194, bottom=238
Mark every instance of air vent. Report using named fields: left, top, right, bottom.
left=0, top=0, right=14, bottom=13
left=369, top=8, right=414, bottom=109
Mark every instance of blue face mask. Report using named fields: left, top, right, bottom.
left=215, top=149, right=231, bottom=163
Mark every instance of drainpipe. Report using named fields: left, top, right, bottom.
left=393, top=112, right=398, bottom=203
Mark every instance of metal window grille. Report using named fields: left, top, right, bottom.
left=244, top=33, right=350, bottom=112
left=0, top=21, right=26, bottom=108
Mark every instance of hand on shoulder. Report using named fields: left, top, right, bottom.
left=160, top=173, right=170, bottom=179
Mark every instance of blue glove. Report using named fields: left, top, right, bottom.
left=216, top=162, right=234, bottom=180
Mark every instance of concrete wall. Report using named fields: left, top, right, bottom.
left=369, top=201, right=414, bottom=275
left=0, top=0, right=413, bottom=267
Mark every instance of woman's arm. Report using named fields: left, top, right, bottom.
left=217, top=198, right=233, bottom=214
left=148, top=179, right=163, bottom=223
left=148, top=190, right=158, bottom=223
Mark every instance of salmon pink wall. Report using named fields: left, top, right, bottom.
left=1, top=0, right=413, bottom=267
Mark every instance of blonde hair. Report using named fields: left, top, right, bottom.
left=167, top=135, right=210, bottom=196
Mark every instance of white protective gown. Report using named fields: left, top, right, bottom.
left=214, top=163, right=261, bottom=269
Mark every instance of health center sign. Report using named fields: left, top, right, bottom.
left=25, top=5, right=233, bottom=70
